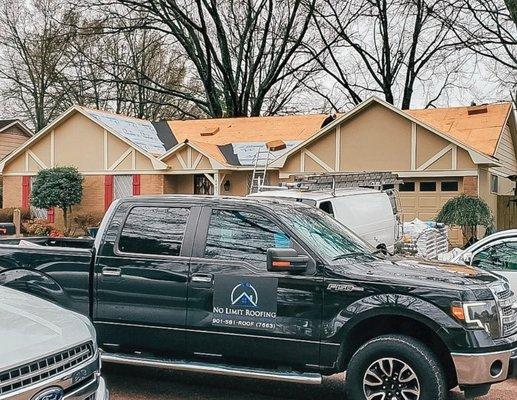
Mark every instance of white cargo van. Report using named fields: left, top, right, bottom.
left=250, top=187, right=398, bottom=251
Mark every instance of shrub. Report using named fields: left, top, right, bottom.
left=31, top=167, right=83, bottom=235
left=0, top=208, right=31, bottom=223
left=26, top=219, right=55, bottom=236
left=436, top=194, right=493, bottom=243
left=73, top=212, right=104, bottom=235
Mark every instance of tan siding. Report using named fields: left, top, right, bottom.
left=0, top=133, right=29, bottom=160
left=492, top=124, right=517, bottom=177
left=415, top=126, right=451, bottom=167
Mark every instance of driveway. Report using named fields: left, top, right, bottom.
left=104, top=364, right=516, bottom=400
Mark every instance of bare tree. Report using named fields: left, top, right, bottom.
left=0, top=0, right=75, bottom=130
left=77, top=0, right=318, bottom=117
left=310, top=0, right=465, bottom=109
left=447, top=0, right=516, bottom=104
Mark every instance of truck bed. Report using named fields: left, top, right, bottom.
left=0, top=236, right=94, bottom=316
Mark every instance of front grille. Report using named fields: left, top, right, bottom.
left=494, top=286, right=517, bottom=337
left=0, top=342, right=94, bottom=396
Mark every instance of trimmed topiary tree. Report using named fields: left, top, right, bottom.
left=436, top=194, right=493, bottom=245
left=31, top=167, right=83, bottom=235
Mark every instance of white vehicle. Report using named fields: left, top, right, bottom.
left=250, top=187, right=398, bottom=251
left=451, top=229, right=517, bottom=291
left=0, top=286, right=108, bottom=400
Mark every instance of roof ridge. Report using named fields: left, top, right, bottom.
left=407, top=102, right=512, bottom=112
left=77, top=105, right=151, bottom=123
left=169, top=113, right=330, bottom=123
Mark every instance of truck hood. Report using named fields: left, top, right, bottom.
left=0, top=287, right=95, bottom=372
left=330, top=256, right=500, bottom=289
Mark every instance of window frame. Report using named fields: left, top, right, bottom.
left=114, top=203, right=197, bottom=260
left=490, top=174, right=499, bottom=194
left=192, top=205, right=316, bottom=274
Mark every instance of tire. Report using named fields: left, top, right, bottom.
left=344, top=334, right=447, bottom=400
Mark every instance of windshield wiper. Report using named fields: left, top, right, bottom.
left=332, top=252, right=376, bottom=261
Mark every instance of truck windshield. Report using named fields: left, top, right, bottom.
left=276, top=205, right=377, bottom=261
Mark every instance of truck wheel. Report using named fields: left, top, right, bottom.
left=345, top=334, right=446, bottom=400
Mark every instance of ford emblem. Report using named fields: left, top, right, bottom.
left=31, top=387, right=64, bottom=400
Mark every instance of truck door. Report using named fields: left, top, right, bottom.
left=93, top=201, right=198, bottom=356
left=186, top=206, right=323, bottom=368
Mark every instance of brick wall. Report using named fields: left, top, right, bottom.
left=2, top=176, right=22, bottom=208
left=140, top=174, right=164, bottom=195
left=463, top=176, right=478, bottom=196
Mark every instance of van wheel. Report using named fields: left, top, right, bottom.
left=345, top=334, right=446, bottom=400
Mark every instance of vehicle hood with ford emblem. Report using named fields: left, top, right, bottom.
left=0, top=286, right=95, bottom=372
left=328, top=256, right=500, bottom=291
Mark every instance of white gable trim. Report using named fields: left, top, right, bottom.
left=0, top=120, right=33, bottom=137
left=270, top=96, right=501, bottom=168
left=159, top=140, right=228, bottom=170
left=0, top=106, right=168, bottom=172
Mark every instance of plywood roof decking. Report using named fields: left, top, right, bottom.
left=406, top=102, right=512, bottom=156
left=168, top=114, right=329, bottom=144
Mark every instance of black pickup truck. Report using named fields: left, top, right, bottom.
left=0, top=195, right=516, bottom=400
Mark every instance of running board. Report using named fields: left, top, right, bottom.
left=101, top=352, right=322, bottom=384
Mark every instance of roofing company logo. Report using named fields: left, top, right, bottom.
left=231, top=282, right=259, bottom=307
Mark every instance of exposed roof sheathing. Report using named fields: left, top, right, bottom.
left=406, top=102, right=512, bottom=156
left=168, top=114, right=329, bottom=144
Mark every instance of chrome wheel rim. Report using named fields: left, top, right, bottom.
left=362, top=357, right=420, bottom=400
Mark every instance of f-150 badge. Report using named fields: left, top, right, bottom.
left=327, top=283, right=364, bottom=292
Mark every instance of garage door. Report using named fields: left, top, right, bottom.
left=398, top=178, right=462, bottom=244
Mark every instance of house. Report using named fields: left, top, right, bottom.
left=0, top=119, right=32, bottom=160
left=0, top=97, right=515, bottom=237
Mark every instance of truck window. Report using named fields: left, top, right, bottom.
left=319, top=201, right=334, bottom=216
left=118, top=207, right=190, bottom=256
left=204, top=209, right=292, bottom=269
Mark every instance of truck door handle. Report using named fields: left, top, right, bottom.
left=191, top=273, right=214, bottom=284
left=102, top=267, right=122, bottom=277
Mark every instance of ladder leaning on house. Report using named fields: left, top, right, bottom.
left=249, top=148, right=273, bottom=194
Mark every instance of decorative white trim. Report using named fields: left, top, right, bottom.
left=50, top=130, right=55, bottom=167
left=270, top=96, right=500, bottom=169
left=411, top=123, right=417, bottom=170
left=176, top=153, right=187, bottom=169
left=397, top=170, right=478, bottom=178
left=25, top=152, right=29, bottom=171
left=417, top=144, right=453, bottom=171
left=304, top=149, right=334, bottom=172
left=192, top=152, right=204, bottom=169
left=300, top=150, right=305, bottom=171
left=27, top=150, right=47, bottom=170
left=335, top=126, right=341, bottom=170
left=2, top=169, right=219, bottom=176
left=109, top=148, right=134, bottom=170
left=0, top=120, right=33, bottom=137
left=213, top=173, right=220, bottom=195
left=452, top=144, right=458, bottom=170
left=187, top=147, right=192, bottom=168
left=103, top=130, right=108, bottom=170
left=203, top=173, right=215, bottom=185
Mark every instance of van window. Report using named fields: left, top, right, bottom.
left=319, top=201, right=334, bottom=216
left=118, top=207, right=190, bottom=256
left=204, top=209, right=292, bottom=269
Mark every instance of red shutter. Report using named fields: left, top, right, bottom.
left=48, top=207, right=55, bottom=223
left=132, top=174, right=141, bottom=196
left=22, top=176, right=30, bottom=209
left=104, top=175, right=114, bottom=210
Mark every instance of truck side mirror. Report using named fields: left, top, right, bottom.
left=462, top=252, right=473, bottom=265
left=267, top=248, right=308, bottom=273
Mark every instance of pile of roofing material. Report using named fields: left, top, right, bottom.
left=400, top=219, right=449, bottom=259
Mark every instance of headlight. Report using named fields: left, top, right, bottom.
left=451, top=301, right=501, bottom=338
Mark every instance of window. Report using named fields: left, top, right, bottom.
left=118, top=207, right=190, bottom=256
left=419, top=181, right=436, bottom=192
left=441, top=181, right=459, bottom=192
left=472, top=242, right=517, bottom=270
left=194, top=174, right=214, bottom=195
left=490, top=174, right=499, bottom=194
left=382, top=184, right=395, bottom=190
left=114, top=175, right=133, bottom=199
left=204, top=209, right=292, bottom=269
left=398, top=182, right=415, bottom=192
left=319, top=201, right=334, bottom=216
